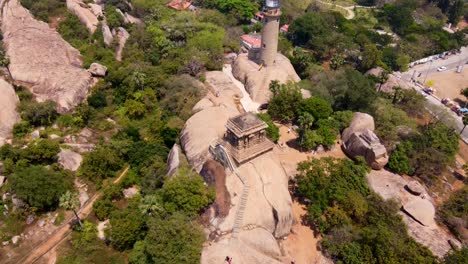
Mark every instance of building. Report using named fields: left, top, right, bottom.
left=223, top=113, right=274, bottom=164
left=280, top=24, right=289, bottom=34
left=167, top=0, right=192, bottom=11
left=260, top=0, right=281, bottom=66
left=241, top=34, right=262, bottom=50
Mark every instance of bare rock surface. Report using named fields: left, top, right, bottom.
left=367, top=170, right=457, bottom=257
left=1, top=0, right=94, bottom=113
left=406, top=181, right=425, bottom=196
left=192, top=98, right=214, bottom=113
left=342, top=113, right=388, bottom=169
left=115, top=27, right=130, bottom=61
left=402, top=199, right=435, bottom=227
left=0, top=79, right=19, bottom=145
left=123, top=186, right=139, bottom=198
left=58, top=149, right=83, bottom=171
left=166, top=144, right=181, bottom=177
left=232, top=53, right=300, bottom=105
left=97, top=220, right=109, bottom=240
left=88, top=63, right=108, bottom=77
left=66, top=0, right=99, bottom=33
left=102, top=23, right=113, bottom=46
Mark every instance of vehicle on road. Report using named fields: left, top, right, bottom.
left=441, top=98, right=450, bottom=105
left=437, top=66, right=447, bottom=72
left=423, top=87, right=435, bottom=94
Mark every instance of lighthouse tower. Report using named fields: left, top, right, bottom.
left=260, top=0, right=281, bottom=67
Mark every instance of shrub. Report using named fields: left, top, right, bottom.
left=19, top=100, right=58, bottom=127
left=10, top=166, right=72, bottom=211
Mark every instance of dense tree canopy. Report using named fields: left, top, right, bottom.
left=10, top=166, right=73, bottom=211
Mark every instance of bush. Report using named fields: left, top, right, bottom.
left=257, top=113, right=280, bottom=143
left=10, top=166, right=72, bottom=211
left=130, top=213, right=205, bottom=264
left=78, top=146, right=124, bottom=181
left=108, top=205, right=146, bottom=251
left=13, top=121, right=32, bottom=139
left=19, top=100, right=58, bottom=127
left=23, top=139, right=60, bottom=164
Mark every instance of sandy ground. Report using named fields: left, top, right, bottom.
left=427, top=67, right=468, bottom=104
left=274, top=124, right=347, bottom=177
left=280, top=201, right=326, bottom=264
left=273, top=124, right=344, bottom=263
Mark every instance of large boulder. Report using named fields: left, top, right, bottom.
left=342, top=113, right=388, bottom=170
left=232, top=53, right=300, bottom=105
left=66, top=0, right=99, bottom=33
left=115, top=27, right=130, bottom=61
left=58, top=149, right=83, bottom=171
left=200, top=160, right=230, bottom=218
left=1, top=0, right=94, bottom=113
left=0, top=79, right=20, bottom=145
left=88, top=63, right=108, bottom=77
left=166, top=144, right=181, bottom=177
left=102, top=23, right=113, bottom=46
left=402, top=198, right=436, bottom=227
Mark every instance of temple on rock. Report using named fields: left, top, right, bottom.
left=223, top=113, right=274, bottom=164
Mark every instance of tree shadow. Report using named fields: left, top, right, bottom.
left=453, top=98, right=467, bottom=107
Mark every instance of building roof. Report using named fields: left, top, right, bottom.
left=167, top=0, right=192, bottom=10
left=241, top=34, right=262, bottom=49
left=280, top=24, right=289, bottom=32
left=255, top=12, right=264, bottom=19
left=226, top=113, right=268, bottom=138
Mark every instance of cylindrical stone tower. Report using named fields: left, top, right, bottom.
left=260, top=0, right=281, bottom=67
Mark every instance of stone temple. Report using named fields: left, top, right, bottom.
left=223, top=113, right=274, bottom=164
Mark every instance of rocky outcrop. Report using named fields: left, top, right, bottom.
left=367, top=170, right=458, bottom=257
left=402, top=199, right=435, bottom=227
left=342, top=113, right=388, bottom=170
left=232, top=53, right=300, bottom=105
left=181, top=70, right=293, bottom=263
left=1, top=0, right=94, bottom=113
left=0, top=79, right=20, bottom=145
left=166, top=144, right=181, bottom=177
left=66, top=0, right=99, bottom=33
left=115, top=27, right=130, bottom=61
left=88, top=63, right=108, bottom=77
left=58, top=149, right=83, bottom=171
left=200, top=160, right=230, bottom=218
left=102, top=22, right=113, bottom=46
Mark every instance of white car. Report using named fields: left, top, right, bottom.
left=437, top=66, right=447, bottom=72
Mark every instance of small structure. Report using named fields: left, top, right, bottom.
left=241, top=34, right=262, bottom=50
left=280, top=24, right=289, bottom=34
left=223, top=113, right=274, bottom=164
left=167, top=0, right=192, bottom=11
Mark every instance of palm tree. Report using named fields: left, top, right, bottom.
left=139, top=195, right=163, bottom=216
left=59, top=191, right=82, bottom=227
left=460, top=88, right=468, bottom=107
left=392, top=86, right=403, bottom=104
left=298, top=113, right=315, bottom=131
left=377, top=70, right=389, bottom=92
left=461, top=115, right=468, bottom=134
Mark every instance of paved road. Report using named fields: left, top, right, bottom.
left=401, top=47, right=468, bottom=81
left=397, top=77, right=468, bottom=144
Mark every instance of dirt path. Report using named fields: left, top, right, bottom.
left=280, top=201, right=328, bottom=264
left=15, top=166, right=130, bottom=264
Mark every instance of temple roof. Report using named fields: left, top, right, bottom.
left=226, top=113, right=268, bottom=138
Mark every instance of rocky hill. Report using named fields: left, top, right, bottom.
left=0, top=0, right=94, bottom=112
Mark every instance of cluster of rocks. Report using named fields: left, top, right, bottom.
left=341, top=112, right=389, bottom=170
left=65, top=0, right=136, bottom=60
left=367, top=170, right=461, bottom=257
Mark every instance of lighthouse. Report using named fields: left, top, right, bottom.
left=260, top=0, right=281, bottom=67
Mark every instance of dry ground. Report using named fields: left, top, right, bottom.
left=428, top=67, right=468, bottom=105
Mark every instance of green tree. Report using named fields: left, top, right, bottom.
left=448, top=0, right=464, bottom=24
left=461, top=87, right=468, bottom=107
left=23, top=139, right=60, bottom=164
left=298, top=97, right=333, bottom=121
left=361, top=44, right=382, bottom=71
left=10, top=166, right=72, bottom=211
left=298, top=113, right=315, bottom=131
left=257, top=113, right=280, bottom=143
left=108, top=204, right=147, bottom=251
left=267, top=81, right=303, bottom=122
left=20, top=100, right=58, bottom=127
left=60, top=191, right=82, bottom=227
left=78, top=145, right=124, bottom=181
left=462, top=115, right=468, bottom=134
left=133, top=213, right=205, bottom=264
left=159, top=168, right=215, bottom=217
left=300, top=130, right=323, bottom=151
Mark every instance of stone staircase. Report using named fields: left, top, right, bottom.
left=231, top=172, right=250, bottom=240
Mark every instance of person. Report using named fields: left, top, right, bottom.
left=225, top=256, right=232, bottom=263
left=287, top=128, right=291, bottom=134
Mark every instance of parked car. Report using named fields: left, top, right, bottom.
left=437, top=66, right=447, bottom=72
